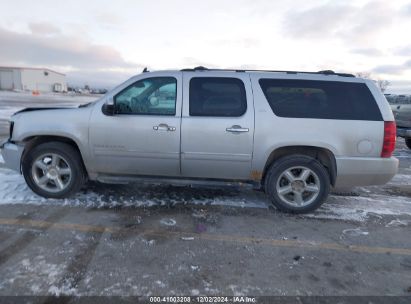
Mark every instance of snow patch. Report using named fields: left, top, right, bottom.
left=385, top=219, right=410, bottom=227
left=160, top=218, right=177, bottom=226
left=155, top=280, right=166, bottom=288
left=0, top=167, right=269, bottom=209
left=342, top=228, right=369, bottom=236
left=191, top=289, right=200, bottom=296
left=142, top=239, right=156, bottom=246
left=305, top=194, right=411, bottom=222
left=181, top=236, right=195, bottom=241
left=388, top=174, right=411, bottom=185
left=0, top=256, right=68, bottom=295
left=0, top=154, right=4, bottom=164
left=0, top=167, right=410, bottom=223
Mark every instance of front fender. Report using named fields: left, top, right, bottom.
left=11, top=107, right=93, bottom=171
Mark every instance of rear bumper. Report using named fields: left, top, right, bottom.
left=0, top=141, right=24, bottom=172
left=335, top=156, right=398, bottom=188
left=397, top=127, right=411, bottom=138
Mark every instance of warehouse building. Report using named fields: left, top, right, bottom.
left=0, top=66, right=67, bottom=92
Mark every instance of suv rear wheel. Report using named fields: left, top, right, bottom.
left=405, top=138, right=411, bottom=149
left=264, top=155, right=330, bottom=213
left=22, top=142, right=86, bottom=198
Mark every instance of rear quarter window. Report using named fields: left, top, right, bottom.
left=259, top=79, right=383, bottom=121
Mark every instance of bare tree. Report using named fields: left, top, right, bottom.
left=376, top=79, right=390, bottom=93
left=355, top=72, right=390, bottom=92
left=355, top=72, right=372, bottom=79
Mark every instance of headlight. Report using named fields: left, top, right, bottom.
left=9, top=121, right=14, bottom=139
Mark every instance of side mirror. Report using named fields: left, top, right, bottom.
left=102, top=97, right=115, bottom=116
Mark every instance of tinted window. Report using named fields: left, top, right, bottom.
left=189, top=77, right=247, bottom=117
left=259, top=79, right=382, bottom=121
left=115, top=77, right=176, bottom=115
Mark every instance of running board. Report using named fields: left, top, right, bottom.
left=96, top=174, right=260, bottom=189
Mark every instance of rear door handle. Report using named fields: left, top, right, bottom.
left=153, top=124, right=176, bottom=131
left=226, top=125, right=249, bottom=133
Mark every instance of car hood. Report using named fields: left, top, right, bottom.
left=13, top=103, right=92, bottom=116
left=13, top=107, right=72, bottom=115
left=9, top=104, right=95, bottom=142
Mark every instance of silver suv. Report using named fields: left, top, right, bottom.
left=0, top=67, right=399, bottom=213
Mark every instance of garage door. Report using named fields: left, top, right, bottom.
left=0, top=70, right=14, bottom=90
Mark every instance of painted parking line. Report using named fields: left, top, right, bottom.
left=1, top=217, right=411, bottom=256
left=0, top=218, right=118, bottom=234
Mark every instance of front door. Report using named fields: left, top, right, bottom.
left=181, top=72, right=255, bottom=180
left=89, top=72, right=182, bottom=176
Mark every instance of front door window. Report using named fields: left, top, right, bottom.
left=115, top=77, right=177, bottom=115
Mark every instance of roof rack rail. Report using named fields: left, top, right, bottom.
left=180, top=66, right=355, bottom=77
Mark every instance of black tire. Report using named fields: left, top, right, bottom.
left=22, top=142, right=86, bottom=198
left=264, top=155, right=330, bottom=213
left=405, top=138, right=411, bottom=150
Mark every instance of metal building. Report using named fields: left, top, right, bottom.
left=0, top=66, right=67, bottom=92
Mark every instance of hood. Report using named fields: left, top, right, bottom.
left=12, top=103, right=92, bottom=116
left=13, top=107, right=72, bottom=115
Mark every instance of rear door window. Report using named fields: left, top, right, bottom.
left=189, top=77, right=247, bottom=117
left=259, top=79, right=382, bottom=121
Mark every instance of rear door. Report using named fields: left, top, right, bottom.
left=181, top=72, right=254, bottom=180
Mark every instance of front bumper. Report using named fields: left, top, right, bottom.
left=0, top=141, right=25, bottom=172
left=335, top=156, right=398, bottom=188
left=397, top=127, right=411, bottom=138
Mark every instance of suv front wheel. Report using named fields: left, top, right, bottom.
left=22, top=142, right=86, bottom=198
left=264, top=155, right=330, bottom=213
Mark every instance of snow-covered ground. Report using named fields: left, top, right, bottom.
left=0, top=161, right=410, bottom=222
left=0, top=90, right=99, bottom=103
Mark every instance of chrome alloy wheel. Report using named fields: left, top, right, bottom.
left=275, top=166, right=320, bottom=207
left=31, top=153, right=72, bottom=193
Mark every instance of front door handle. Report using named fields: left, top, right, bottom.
left=226, top=125, right=249, bottom=133
left=153, top=124, right=176, bottom=131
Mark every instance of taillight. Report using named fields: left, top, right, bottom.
left=381, top=121, right=396, bottom=158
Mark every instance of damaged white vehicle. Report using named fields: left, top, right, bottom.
left=1, top=67, right=398, bottom=213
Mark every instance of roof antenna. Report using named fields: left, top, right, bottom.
left=142, top=67, right=148, bottom=73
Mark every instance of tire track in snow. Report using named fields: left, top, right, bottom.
left=44, top=231, right=104, bottom=298
left=0, top=208, right=68, bottom=266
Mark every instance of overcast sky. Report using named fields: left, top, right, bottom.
left=0, top=0, right=410, bottom=93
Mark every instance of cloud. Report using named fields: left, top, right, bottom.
left=212, top=38, right=261, bottom=49
left=404, top=2, right=411, bottom=15
left=95, top=13, right=124, bottom=29
left=282, top=3, right=355, bottom=39
left=181, top=57, right=218, bottom=68
left=29, top=22, right=61, bottom=35
left=386, top=80, right=411, bottom=94
left=0, top=25, right=139, bottom=70
left=350, top=48, right=383, bottom=56
left=282, top=1, right=395, bottom=43
left=372, top=59, right=411, bottom=75
left=66, top=69, right=135, bottom=88
left=393, top=45, right=411, bottom=56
